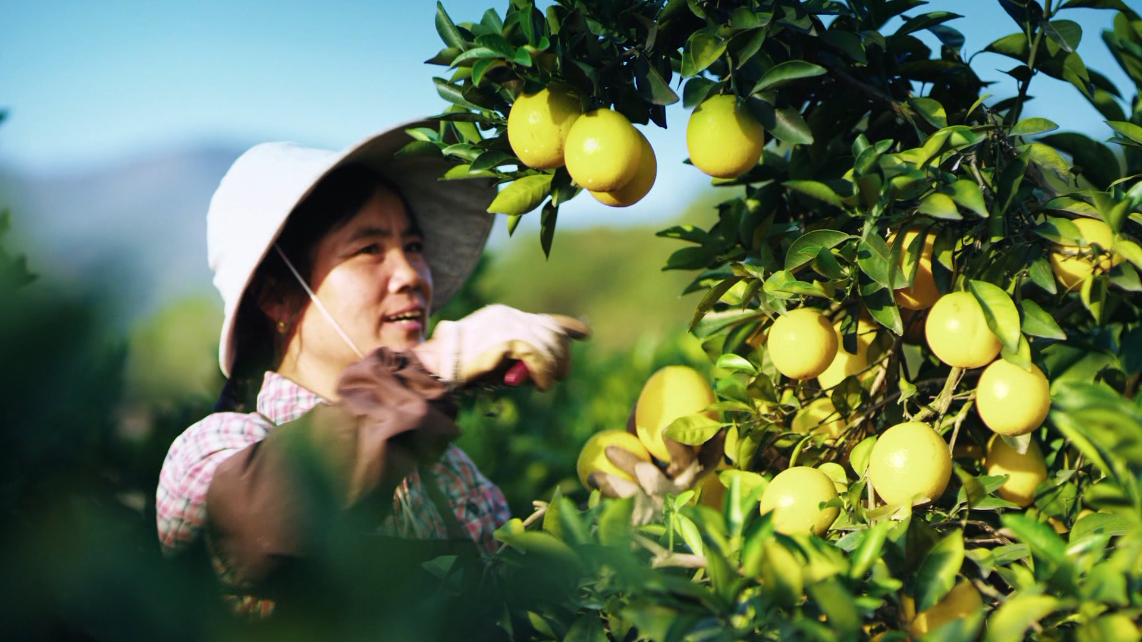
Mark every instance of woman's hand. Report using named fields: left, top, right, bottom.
left=587, top=405, right=726, bottom=524
left=414, top=304, right=590, bottom=391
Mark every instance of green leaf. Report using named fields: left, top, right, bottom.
left=760, top=540, right=803, bottom=607
left=1080, top=274, right=1107, bottom=322
left=681, top=26, right=726, bottom=77
left=1033, top=216, right=1083, bottom=244
left=915, top=529, right=965, bottom=611
left=1021, top=143, right=1072, bottom=183
left=919, top=192, right=963, bottom=220
left=945, top=180, right=988, bottom=218
left=858, top=235, right=893, bottom=288
left=486, top=174, right=553, bottom=215
left=690, top=276, right=744, bottom=331
left=984, top=594, right=1059, bottom=642
left=540, top=201, right=557, bottom=258
left=682, top=77, right=718, bottom=109
left=997, top=150, right=1030, bottom=214
left=784, top=230, right=852, bottom=271
left=849, top=522, right=891, bottom=579
left=564, top=613, right=607, bottom=642
left=908, top=97, right=948, bottom=129
left=1108, top=120, right=1142, bottom=146
left=433, top=77, right=485, bottom=111
left=1040, top=133, right=1120, bottom=190
left=1001, top=333, right=1032, bottom=369
left=637, top=61, right=679, bottom=106
left=1010, top=117, right=1059, bottom=136
left=850, top=436, right=877, bottom=476
left=895, top=11, right=963, bottom=37
left=747, top=97, right=814, bottom=145
left=435, top=2, right=466, bottom=50
left=1117, top=239, right=1142, bottom=271
left=985, top=32, right=1029, bottom=61
left=784, top=180, right=843, bottom=208
left=924, top=610, right=985, bottom=642
left=969, top=280, right=1021, bottom=353
left=1045, top=20, right=1082, bottom=53
left=469, top=150, right=514, bottom=172
left=1028, top=257, right=1058, bottom=294
left=1069, top=512, right=1133, bottom=545
left=808, top=577, right=860, bottom=638
left=750, top=60, right=827, bottom=94
left=1002, top=513, right=1068, bottom=581
left=716, top=353, right=757, bottom=374
left=597, top=497, right=633, bottom=547
left=1020, top=299, right=1067, bottom=340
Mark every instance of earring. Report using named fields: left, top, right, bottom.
left=277, top=319, right=287, bottom=332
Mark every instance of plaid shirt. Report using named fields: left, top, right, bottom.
left=156, top=370, right=510, bottom=613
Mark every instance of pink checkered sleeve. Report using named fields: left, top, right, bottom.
left=156, top=412, right=272, bottom=556
left=432, top=445, right=512, bottom=555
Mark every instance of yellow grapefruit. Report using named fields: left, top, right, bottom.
left=577, top=430, right=652, bottom=489
left=985, top=434, right=1047, bottom=508
left=635, top=365, right=717, bottom=463
left=563, top=108, right=642, bottom=191
left=975, top=360, right=1051, bottom=436
left=758, top=466, right=840, bottom=536
left=686, top=94, right=766, bottom=178
left=590, top=129, right=656, bottom=207
left=868, top=422, right=952, bottom=506
left=891, top=228, right=941, bottom=310
left=1049, top=218, right=1120, bottom=289
left=506, top=85, right=581, bottom=169
left=767, top=308, right=838, bottom=380
left=925, top=292, right=1002, bottom=368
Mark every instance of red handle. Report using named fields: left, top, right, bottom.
left=504, top=361, right=530, bottom=386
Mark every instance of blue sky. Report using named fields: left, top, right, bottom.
left=0, top=1, right=1135, bottom=230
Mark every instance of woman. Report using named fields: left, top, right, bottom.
left=155, top=122, right=588, bottom=616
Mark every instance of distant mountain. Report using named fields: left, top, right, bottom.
left=2, top=145, right=243, bottom=321
left=1, top=145, right=728, bottom=338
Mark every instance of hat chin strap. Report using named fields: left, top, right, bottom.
left=273, top=244, right=365, bottom=360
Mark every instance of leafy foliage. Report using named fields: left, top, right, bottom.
left=410, top=0, right=1142, bottom=640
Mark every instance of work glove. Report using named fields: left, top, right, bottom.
left=418, top=304, right=591, bottom=391
left=588, top=406, right=726, bottom=524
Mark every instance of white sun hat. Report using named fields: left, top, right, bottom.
left=207, top=121, right=496, bottom=378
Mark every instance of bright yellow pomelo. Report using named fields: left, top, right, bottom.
left=907, top=580, right=984, bottom=637
left=564, top=108, right=642, bottom=191
left=869, top=422, right=951, bottom=506
left=985, top=434, right=1047, bottom=508
left=817, top=316, right=878, bottom=389
left=767, top=308, right=838, bottom=380
left=590, top=129, right=656, bottom=207
left=925, top=292, right=1002, bottom=368
left=792, top=397, right=845, bottom=439
left=576, top=430, right=652, bottom=489
left=758, top=466, right=840, bottom=536
left=976, top=360, right=1051, bottom=436
left=891, top=229, right=941, bottom=310
left=686, top=94, right=766, bottom=178
left=506, top=86, right=581, bottom=169
left=1049, top=218, right=1121, bottom=289
left=635, top=365, right=717, bottom=463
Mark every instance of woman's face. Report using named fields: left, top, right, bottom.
left=283, top=184, right=433, bottom=374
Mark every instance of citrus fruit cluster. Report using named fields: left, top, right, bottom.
left=508, top=89, right=769, bottom=208
left=506, top=85, right=657, bottom=207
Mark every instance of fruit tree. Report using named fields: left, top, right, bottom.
left=411, top=1, right=1142, bottom=640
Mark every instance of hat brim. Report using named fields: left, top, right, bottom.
left=216, top=121, right=496, bottom=378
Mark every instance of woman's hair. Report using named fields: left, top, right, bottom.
left=214, top=163, right=414, bottom=412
